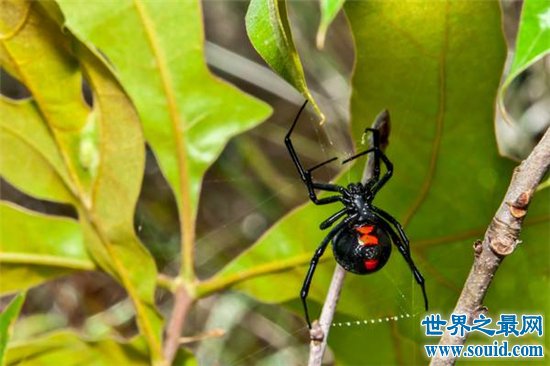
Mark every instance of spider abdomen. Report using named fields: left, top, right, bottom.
left=332, top=222, right=392, bottom=275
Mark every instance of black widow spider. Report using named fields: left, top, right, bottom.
left=285, top=101, right=428, bottom=328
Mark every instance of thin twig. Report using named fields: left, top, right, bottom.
left=164, top=284, right=194, bottom=364
left=178, top=328, right=225, bottom=345
left=430, top=127, right=550, bottom=366
left=308, top=110, right=391, bottom=365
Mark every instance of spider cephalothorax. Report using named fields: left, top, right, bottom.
left=285, top=101, right=428, bottom=328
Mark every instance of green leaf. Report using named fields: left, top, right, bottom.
left=197, top=201, right=339, bottom=301
left=246, top=0, right=324, bottom=120
left=317, top=0, right=345, bottom=49
left=0, top=98, right=74, bottom=204
left=5, top=331, right=150, bottom=366
left=0, top=202, right=93, bottom=295
left=0, top=1, right=93, bottom=196
left=75, top=45, right=164, bottom=363
left=205, top=0, right=506, bottom=304
left=339, top=0, right=512, bottom=325
left=499, top=0, right=550, bottom=107
left=4, top=331, right=197, bottom=366
left=57, top=0, right=272, bottom=281
left=204, top=1, right=548, bottom=363
left=0, top=292, right=25, bottom=366
left=1, top=3, right=163, bottom=362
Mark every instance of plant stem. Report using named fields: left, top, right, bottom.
left=308, top=110, right=391, bottom=365
left=196, top=253, right=330, bottom=298
left=430, top=127, right=550, bottom=366
left=157, top=273, right=177, bottom=292
left=308, top=264, right=346, bottom=365
left=164, top=282, right=194, bottom=364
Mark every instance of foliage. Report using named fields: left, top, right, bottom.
left=57, top=0, right=272, bottom=284
left=1, top=1, right=165, bottom=361
left=0, top=293, right=25, bottom=365
left=211, top=0, right=549, bottom=364
left=317, top=0, right=345, bottom=49
left=0, top=202, right=92, bottom=294
left=1, top=0, right=269, bottom=364
left=246, top=0, right=323, bottom=119
left=499, top=0, right=550, bottom=117
left=0, top=0, right=548, bottom=365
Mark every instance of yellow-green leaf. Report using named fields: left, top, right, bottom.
left=75, top=44, right=164, bottom=362
left=0, top=292, right=25, bottom=366
left=0, top=0, right=93, bottom=196
left=0, top=98, right=74, bottom=204
left=5, top=331, right=150, bottom=366
left=5, top=330, right=197, bottom=366
left=57, top=0, right=273, bottom=282
left=0, top=202, right=93, bottom=295
left=246, top=0, right=324, bottom=120
left=317, top=0, right=345, bottom=49
left=1, top=2, right=164, bottom=362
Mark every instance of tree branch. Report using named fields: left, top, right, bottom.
left=430, top=127, right=550, bottom=366
left=308, top=110, right=391, bottom=365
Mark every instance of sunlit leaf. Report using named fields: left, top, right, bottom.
left=0, top=2, right=163, bottom=362
left=0, top=202, right=93, bottom=295
left=0, top=292, right=25, bottom=365
left=5, top=330, right=197, bottom=366
left=499, top=0, right=550, bottom=104
left=5, top=331, right=149, bottom=366
left=0, top=98, right=74, bottom=204
left=317, top=0, right=345, bottom=49
left=57, top=0, right=272, bottom=282
left=75, top=44, right=164, bottom=362
left=203, top=1, right=549, bottom=364
left=246, top=0, right=323, bottom=120
left=0, top=1, right=95, bottom=194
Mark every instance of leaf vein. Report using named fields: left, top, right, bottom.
left=132, top=0, right=196, bottom=281
left=401, top=0, right=450, bottom=228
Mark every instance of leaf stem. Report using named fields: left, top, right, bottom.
left=163, top=282, right=194, bottom=363
left=196, top=254, right=330, bottom=298
left=0, top=253, right=95, bottom=270
left=156, top=273, right=177, bottom=292
left=81, top=210, right=165, bottom=363
left=132, top=0, right=196, bottom=283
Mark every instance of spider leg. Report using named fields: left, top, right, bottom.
left=341, top=128, right=393, bottom=192
left=372, top=207, right=428, bottom=311
left=342, top=148, right=377, bottom=165
left=285, top=101, right=346, bottom=205
left=370, top=152, right=393, bottom=195
left=372, top=207, right=410, bottom=251
left=341, top=128, right=381, bottom=168
left=309, top=156, right=338, bottom=173
left=301, top=215, right=356, bottom=328
left=308, top=160, right=345, bottom=204
left=343, top=150, right=393, bottom=193
left=362, top=127, right=394, bottom=194
left=319, top=208, right=348, bottom=230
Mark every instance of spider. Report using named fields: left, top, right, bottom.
left=284, top=101, right=428, bottom=328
